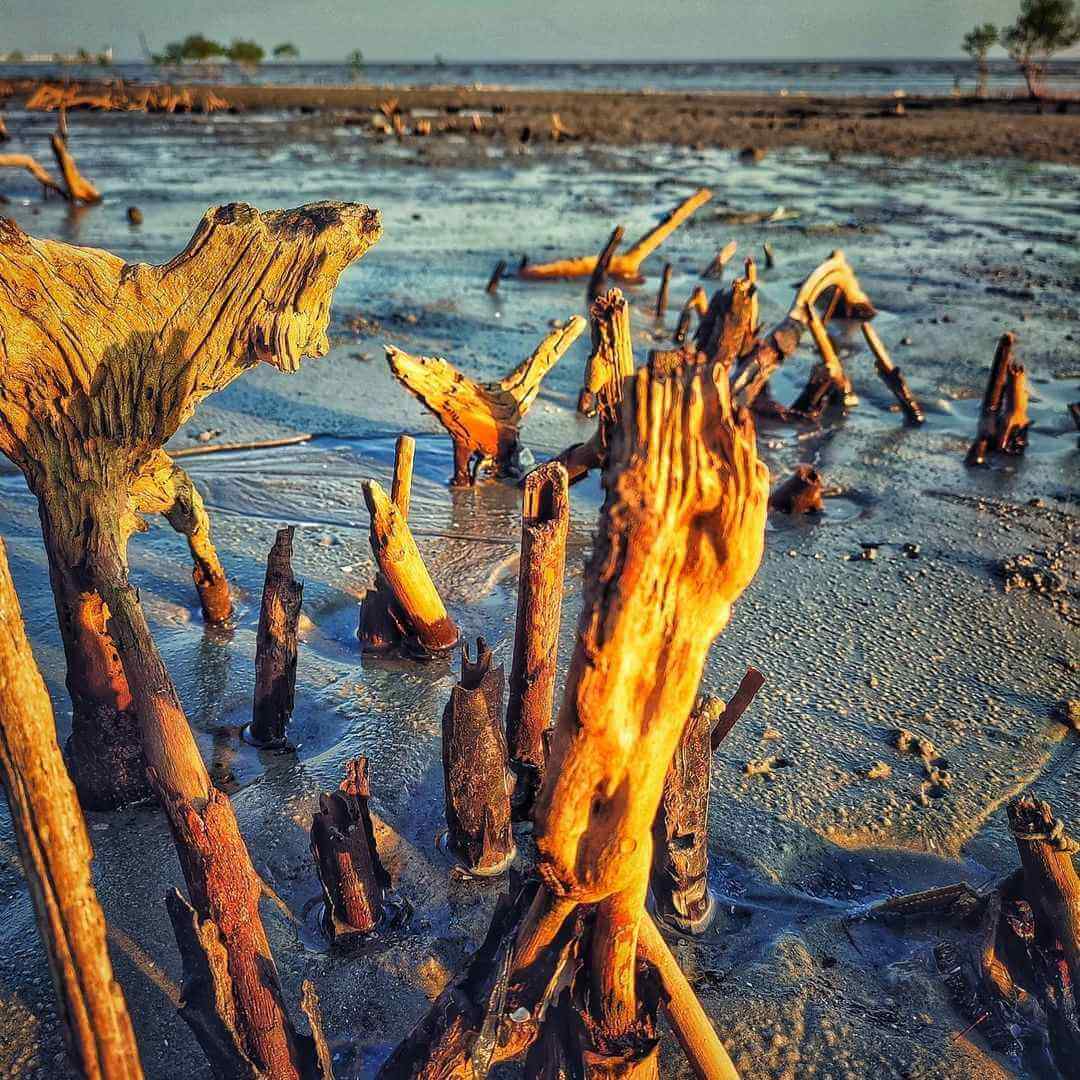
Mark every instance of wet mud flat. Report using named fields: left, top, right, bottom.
left=6, top=78, right=1080, bottom=163
left=0, top=105, right=1077, bottom=1078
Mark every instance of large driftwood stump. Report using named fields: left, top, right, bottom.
left=519, top=189, right=712, bottom=282
left=506, top=462, right=570, bottom=820
left=310, top=757, right=390, bottom=939
left=250, top=527, right=303, bottom=747
left=0, top=539, right=144, bottom=1080
left=442, top=638, right=516, bottom=876
left=0, top=202, right=381, bottom=807
left=386, top=317, right=585, bottom=485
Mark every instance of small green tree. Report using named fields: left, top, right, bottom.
left=8, top=50, right=24, bottom=62
left=1002, top=0, right=1080, bottom=98
left=273, top=42, right=299, bottom=59
left=963, top=23, right=999, bottom=97
left=227, top=39, right=265, bottom=65
left=347, top=48, right=364, bottom=78
left=179, top=34, right=226, bottom=62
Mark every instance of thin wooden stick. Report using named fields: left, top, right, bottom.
left=0, top=151, right=67, bottom=197
left=860, top=322, right=924, bottom=424
left=701, top=240, right=737, bottom=280
left=0, top=539, right=144, bottom=1080
left=507, top=462, right=570, bottom=820
left=250, top=527, right=303, bottom=747
left=486, top=259, right=507, bottom=295
left=50, top=131, right=101, bottom=205
left=391, top=434, right=416, bottom=519
left=656, top=262, right=673, bottom=318
left=638, top=914, right=741, bottom=1080
left=588, top=225, right=624, bottom=306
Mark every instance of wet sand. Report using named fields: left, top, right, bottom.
left=5, top=79, right=1080, bottom=163
left=0, top=100, right=1077, bottom=1078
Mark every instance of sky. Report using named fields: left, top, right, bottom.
left=0, top=0, right=1065, bottom=62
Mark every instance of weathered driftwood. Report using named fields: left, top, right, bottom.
left=310, top=757, right=390, bottom=938
left=588, top=225, right=625, bottom=306
left=442, top=637, right=516, bottom=876
left=859, top=322, right=925, bottom=424
left=731, top=250, right=876, bottom=411
left=519, top=189, right=712, bottom=282
left=50, top=130, right=101, bottom=205
left=701, top=240, right=737, bottom=280
left=506, top=462, right=569, bottom=820
left=655, top=263, right=673, bottom=319
left=966, top=333, right=1030, bottom=465
left=0, top=151, right=67, bottom=197
left=26, top=81, right=229, bottom=114
left=651, top=669, right=765, bottom=936
left=0, top=114, right=7, bottom=142
left=362, top=480, right=459, bottom=655
left=794, top=306, right=855, bottom=414
left=579, top=289, right=635, bottom=417
left=0, top=539, right=144, bottom=1080
left=386, top=317, right=585, bottom=485
left=0, top=202, right=380, bottom=807
left=358, top=436, right=416, bottom=654
left=693, top=263, right=758, bottom=368
left=249, top=527, right=303, bottom=748
left=762, top=242, right=775, bottom=270
left=769, top=465, right=824, bottom=514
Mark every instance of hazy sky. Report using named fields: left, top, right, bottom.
left=0, top=0, right=1061, bottom=62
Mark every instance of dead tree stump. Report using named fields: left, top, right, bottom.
left=0, top=539, right=144, bottom=1080
left=310, top=757, right=390, bottom=938
left=0, top=202, right=380, bottom=807
left=249, top=527, right=303, bottom=748
left=769, top=464, right=824, bottom=514
left=442, top=637, right=516, bottom=876
left=588, top=225, right=624, bottom=306
left=966, top=333, right=1030, bottom=465
left=860, top=322, right=924, bottom=425
left=386, top=318, right=584, bottom=485
left=506, top=462, right=570, bottom=820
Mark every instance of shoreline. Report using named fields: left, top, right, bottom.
left=4, top=79, right=1080, bottom=162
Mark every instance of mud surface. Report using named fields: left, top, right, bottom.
left=6, top=79, right=1080, bottom=163
left=0, top=102, right=1077, bottom=1078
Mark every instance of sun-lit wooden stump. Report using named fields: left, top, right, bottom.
left=386, top=317, right=585, bottom=485
left=506, top=461, right=570, bottom=819
left=966, top=332, right=1030, bottom=465
left=769, top=464, right=825, bottom=514
left=579, top=288, right=635, bottom=417
left=0, top=202, right=381, bottom=807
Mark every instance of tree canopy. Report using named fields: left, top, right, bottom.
left=272, top=42, right=299, bottom=59
left=227, top=39, right=265, bottom=64
left=1003, top=0, right=1080, bottom=62
left=963, top=22, right=999, bottom=58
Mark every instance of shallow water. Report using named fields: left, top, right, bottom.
left=4, top=57, right=1080, bottom=96
left=0, top=106, right=1077, bottom=1077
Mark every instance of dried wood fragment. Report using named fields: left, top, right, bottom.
left=701, top=240, right=737, bottom=280
left=249, top=527, right=303, bottom=748
left=655, top=263, right=672, bottom=319
left=579, top=289, right=634, bottom=417
left=769, top=464, right=824, bottom=514
left=358, top=435, right=415, bottom=654
left=442, top=638, right=516, bottom=876
left=693, top=272, right=757, bottom=367
left=362, top=480, right=458, bottom=655
left=859, top=322, right=924, bottom=424
left=50, top=129, right=101, bottom=204
left=966, top=333, right=1030, bottom=464
left=709, top=667, right=766, bottom=751
left=310, top=757, right=390, bottom=938
left=1070, top=402, right=1080, bottom=432
left=507, top=462, right=569, bottom=820
left=0, top=539, right=144, bottom=1080
left=519, top=190, right=711, bottom=282
left=386, top=317, right=585, bottom=485
left=0, top=202, right=380, bottom=807
left=486, top=259, right=507, bottom=294
left=762, top=242, right=775, bottom=269
left=588, top=226, right=624, bottom=306
left=0, top=151, right=66, bottom=197
left=0, top=115, right=8, bottom=142
left=804, top=306, right=856, bottom=407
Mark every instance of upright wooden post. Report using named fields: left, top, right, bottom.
left=0, top=539, right=144, bottom=1080
left=506, top=462, right=570, bottom=819
left=655, top=263, right=673, bottom=318
left=250, top=527, right=303, bottom=747
left=442, top=638, right=516, bottom=876
left=310, top=757, right=390, bottom=938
